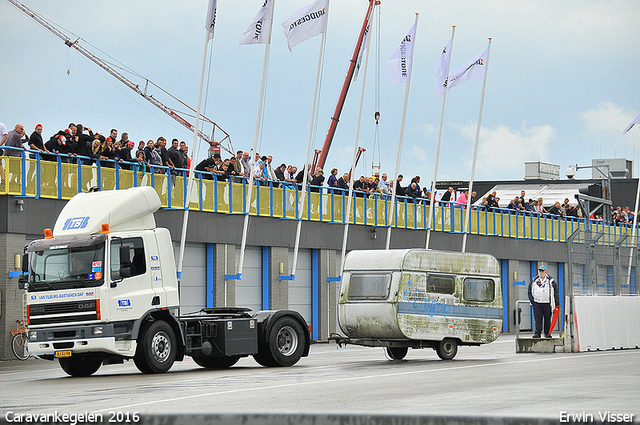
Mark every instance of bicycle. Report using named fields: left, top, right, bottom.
left=10, top=319, right=29, bottom=360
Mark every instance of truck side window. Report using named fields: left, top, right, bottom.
left=111, top=237, right=146, bottom=279
left=426, top=274, right=455, bottom=295
left=463, top=278, right=495, bottom=302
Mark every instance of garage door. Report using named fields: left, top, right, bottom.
left=235, top=246, right=263, bottom=313
left=173, top=242, right=207, bottom=314
left=288, top=249, right=312, bottom=325
left=517, top=261, right=533, bottom=330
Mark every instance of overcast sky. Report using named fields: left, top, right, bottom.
left=1, top=0, right=639, bottom=185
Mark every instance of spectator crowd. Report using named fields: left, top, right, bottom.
left=1, top=120, right=636, bottom=225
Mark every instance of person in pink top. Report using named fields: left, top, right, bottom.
left=457, top=190, right=468, bottom=206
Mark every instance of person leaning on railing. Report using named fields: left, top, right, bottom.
left=2, top=124, right=26, bottom=157
left=27, top=124, right=50, bottom=159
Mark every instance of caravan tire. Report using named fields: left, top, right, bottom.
left=386, top=346, right=408, bottom=360
left=436, top=338, right=458, bottom=360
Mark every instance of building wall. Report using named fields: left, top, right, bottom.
left=0, top=233, right=27, bottom=360
left=0, top=195, right=574, bottom=359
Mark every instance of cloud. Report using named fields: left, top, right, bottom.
left=581, top=101, right=638, bottom=134
left=458, top=123, right=556, bottom=178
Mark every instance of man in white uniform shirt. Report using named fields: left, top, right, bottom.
left=527, top=265, right=560, bottom=338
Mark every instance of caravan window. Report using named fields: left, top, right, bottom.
left=347, top=273, right=392, bottom=300
left=463, top=278, right=495, bottom=302
left=427, top=274, right=455, bottom=295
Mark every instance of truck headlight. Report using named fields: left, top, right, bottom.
left=28, top=330, right=37, bottom=341
left=91, top=326, right=103, bottom=336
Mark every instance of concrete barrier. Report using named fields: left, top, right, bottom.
left=516, top=336, right=566, bottom=353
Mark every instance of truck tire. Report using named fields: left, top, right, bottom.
left=436, top=338, right=458, bottom=360
left=192, top=355, right=240, bottom=369
left=133, top=320, right=177, bottom=374
left=386, top=346, right=408, bottom=360
left=253, top=316, right=305, bottom=367
left=59, top=355, right=102, bottom=377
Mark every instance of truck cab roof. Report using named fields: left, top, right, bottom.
left=53, top=186, right=162, bottom=237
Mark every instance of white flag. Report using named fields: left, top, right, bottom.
left=622, top=111, right=640, bottom=135
left=282, top=0, right=329, bottom=52
left=447, top=46, right=489, bottom=91
left=387, top=22, right=417, bottom=84
left=205, top=0, right=217, bottom=40
left=240, top=0, right=274, bottom=46
left=434, top=37, right=453, bottom=96
left=353, top=7, right=374, bottom=82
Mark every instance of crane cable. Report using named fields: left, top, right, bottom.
left=371, top=4, right=382, bottom=176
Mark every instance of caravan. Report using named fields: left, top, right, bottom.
left=336, top=249, right=503, bottom=360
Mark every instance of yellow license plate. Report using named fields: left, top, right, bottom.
left=55, top=350, right=72, bottom=358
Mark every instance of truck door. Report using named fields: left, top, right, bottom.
left=108, top=236, right=157, bottom=320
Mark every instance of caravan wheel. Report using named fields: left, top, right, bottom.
left=436, top=338, right=458, bottom=360
left=386, top=346, right=408, bottom=360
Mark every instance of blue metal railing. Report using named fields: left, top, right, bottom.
left=2, top=146, right=639, bottom=244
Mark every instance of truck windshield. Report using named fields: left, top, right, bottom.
left=28, top=244, right=105, bottom=291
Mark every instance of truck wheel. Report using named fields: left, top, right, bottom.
left=59, top=356, right=102, bottom=377
left=134, top=321, right=176, bottom=374
left=192, top=355, right=240, bottom=369
left=254, top=316, right=305, bottom=367
left=253, top=344, right=278, bottom=367
left=436, top=338, right=458, bottom=360
left=386, top=346, right=408, bottom=360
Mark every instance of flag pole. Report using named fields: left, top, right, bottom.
left=462, top=38, right=492, bottom=253
left=237, top=1, right=275, bottom=280
left=177, top=2, right=217, bottom=314
left=426, top=25, right=455, bottom=250
left=387, top=13, right=419, bottom=250
left=340, top=3, right=376, bottom=276
left=291, top=25, right=329, bottom=280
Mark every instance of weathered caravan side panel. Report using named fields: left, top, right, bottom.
left=339, top=249, right=502, bottom=346
left=338, top=251, right=407, bottom=340
left=397, top=250, right=502, bottom=344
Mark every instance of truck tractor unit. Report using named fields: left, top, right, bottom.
left=19, top=186, right=310, bottom=376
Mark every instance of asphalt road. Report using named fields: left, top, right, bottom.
left=0, top=335, right=638, bottom=423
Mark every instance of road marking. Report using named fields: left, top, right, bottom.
left=89, top=349, right=637, bottom=414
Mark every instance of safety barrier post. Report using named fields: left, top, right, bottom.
left=242, top=179, right=247, bottom=215
left=319, top=187, right=323, bottom=221
left=35, top=152, right=41, bottom=199
left=403, top=198, right=408, bottom=229
left=166, top=168, right=172, bottom=209
left=212, top=175, right=218, bottom=212
left=20, top=152, right=27, bottom=196
left=198, top=174, right=203, bottom=211
left=56, top=155, right=63, bottom=199
left=269, top=182, right=274, bottom=217
left=256, top=180, right=261, bottom=217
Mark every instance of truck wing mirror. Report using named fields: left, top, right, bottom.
left=18, top=253, right=28, bottom=289
left=120, top=245, right=131, bottom=265
left=21, top=253, right=29, bottom=273
left=119, top=266, right=131, bottom=279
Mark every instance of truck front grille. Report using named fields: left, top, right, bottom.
left=28, top=300, right=100, bottom=325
